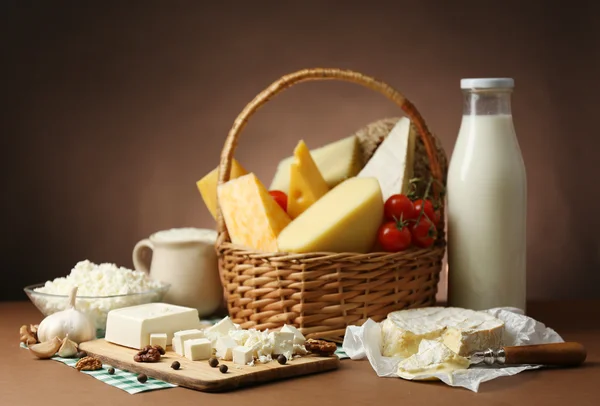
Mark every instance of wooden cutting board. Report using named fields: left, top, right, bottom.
left=79, top=339, right=340, bottom=392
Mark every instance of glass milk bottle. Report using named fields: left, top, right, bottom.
left=447, top=78, right=527, bottom=311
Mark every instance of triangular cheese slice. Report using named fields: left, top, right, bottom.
left=287, top=140, right=330, bottom=218
left=269, top=136, right=362, bottom=193
left=217, top=173, right=291, bottom=252
left=357, top=117, right=417, bottom=201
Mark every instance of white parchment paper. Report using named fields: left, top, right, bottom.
left=342, top=307, right=563, bottom=392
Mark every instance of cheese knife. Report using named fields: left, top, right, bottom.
left=469, top=342, right=587, bottom=367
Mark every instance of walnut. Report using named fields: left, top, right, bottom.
left=19, top=324, right=38, bottom=345
left=305, top=339, right=337, bottom=356
left=134, top=345, right=163, bottom=362
left=75, top=356, right=103, bottom=371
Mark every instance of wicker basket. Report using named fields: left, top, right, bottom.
left=215, top=68, right=447, bottom=342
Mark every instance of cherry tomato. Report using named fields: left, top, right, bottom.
left=410, top=217, right=437, bottom=248
left=384, top=194, right=416, bottom=222
left=377, top=221, right=412, bottom=252
left=413, top=199, right=440, bottom=224
left=269, top=190, right=288, bottom=212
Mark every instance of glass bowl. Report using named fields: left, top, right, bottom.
left=24, top=283, right=171, bottom=337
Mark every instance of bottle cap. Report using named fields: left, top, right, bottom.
left=460, top=78, right=514, bottom=89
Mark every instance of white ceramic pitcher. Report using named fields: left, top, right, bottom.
left=132, top=227, right=223, bottom=317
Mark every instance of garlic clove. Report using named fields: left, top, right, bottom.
left=57, top=335, right=78, bottom=358
left=29, top=336, right=62, bottom=359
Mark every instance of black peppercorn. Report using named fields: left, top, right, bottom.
left=277, top=354, right=287, bottom=365
left=208, top=357, right=219, bottom=368
left=137, top=373, right=148, bottom=383
left=171, top=361, right=181, bottom=370
left=107, top=367, right=115, bottom=375
left=219, top=364, right=228, bottom=373
left=75, top=351, right=87, bottom=359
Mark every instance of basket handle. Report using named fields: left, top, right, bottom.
left=216, top=68, right=443, bottom=240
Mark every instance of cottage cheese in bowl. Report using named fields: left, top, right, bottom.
left=25, top=260, right=170, bottom=334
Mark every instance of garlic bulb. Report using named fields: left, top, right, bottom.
left=37, top=286, right=96, bottom=344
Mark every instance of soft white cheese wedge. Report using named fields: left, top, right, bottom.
left=357, top=117, right=417, bottom=201
left=184, top=338, right=212, bottom=361
left=397, top=339, right=470, bottom=382
left=381, top=307, right=504, bottom=357
left=233, top=345, right=254, bottom=365
left=173, top=329, right=205, bottom=356
left=281, top=324, right=306, bottom=345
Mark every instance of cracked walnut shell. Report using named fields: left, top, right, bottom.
left=75, top=356, right=103, bottom=371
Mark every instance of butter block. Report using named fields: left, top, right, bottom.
left=281, top=325, right=306, bottom=345
left=184, top=338, right=212, bottom=361
left=173, top=329, right=205, bottom=356
left=287, top=140, right=330, bottom=218
left=197, top=159, right=249, bottom=219
left=215, top=336, right=238, bottom=361
left=218, top=173, right=291, bottom=251
left=104, top=303, right=201, bottom=350
left=270, top=136, right=363, bottom=193
left=381, top=307, right=504, bottom=358
left=233, top=345, right=253, bottom=365
left=277, top=177, right=384, bottom=253
left=149, top=333, right=167, bottom=349
left=357, top=117, right=417, bottom=201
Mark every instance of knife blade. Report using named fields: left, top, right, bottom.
left=470, top=342, right=586, bottom=367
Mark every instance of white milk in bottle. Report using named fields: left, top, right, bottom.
left=447, top=78, right=527, bottom=311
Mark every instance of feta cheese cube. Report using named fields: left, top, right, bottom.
left=271, top=331, right=294, bottom=359
left=281, top=325, right=306, bottom=345
left=216, top=336, right=238, bottom=361
left=184, top=338, right=212, bottom=361
left=206, top=316, right=236, bottom=337
left=233, top=346, right=253, bottom=365
left=173, top=329, right=205, bottom=356
left=149, top=333, right=167, bottom=349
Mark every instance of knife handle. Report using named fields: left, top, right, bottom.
left=503, top=342, right=587, bottom=366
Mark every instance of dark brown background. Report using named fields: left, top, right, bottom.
left=3, top=0, right=599, bottom=301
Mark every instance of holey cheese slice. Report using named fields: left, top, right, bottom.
left=197, top=159, right=248, bottom=219
left=217, top=173, right=291, bottom=252
left=277, top=177, right=383, bottom=253
left=287, top=140, right=330, bottom=218
left=357, top=117, right=417, bottom=201
left=270, top=136, right=363, bottom=193
left=381, top=307, right=504, bottom=357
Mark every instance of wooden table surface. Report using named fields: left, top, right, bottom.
left=2, top=300, right=599, bottom=405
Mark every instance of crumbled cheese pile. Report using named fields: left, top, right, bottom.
left=35, top=260, right=164, bottom=296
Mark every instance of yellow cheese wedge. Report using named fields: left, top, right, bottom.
left=197, top=159, right=248, bottom=219
left=277, top=177, right=383, bottom=253
left=269, top=136, right=363, bottom=193
left=287, top=140, right=330, bottom=219
left=217, top=173, right=292, bottom=252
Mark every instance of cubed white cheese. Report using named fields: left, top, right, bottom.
left=233, top=346, right=253, bottom=365
left=104, top=303, right=201, bottom=349
left=173, top=329, right=205, bottom=356
left=184, top=338, right=212, bottom=361
left=206, top=316, right=236, bottom=337
left=281, top=325, right=305, bottom=345
left=215, top=336, right=237, bottom=361
left=271, top=331, right=294, bottom=359
left=149, top=333, right=167, bottom=349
